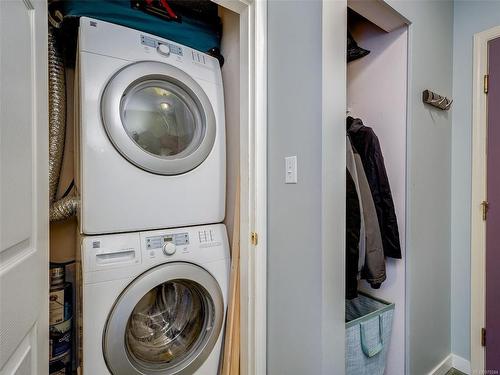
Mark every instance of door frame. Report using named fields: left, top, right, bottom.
left=209, top=1, right=267, bottom=374
left=470, top=24, right=500, bottom=373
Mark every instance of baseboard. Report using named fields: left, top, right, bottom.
left=451, top=354, right=471, bottom=374
left=430, top=355, right=453, bottom=375
left=429, top=354, right=472, bottom=375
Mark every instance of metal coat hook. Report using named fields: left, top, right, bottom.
left=422, top=89, right=453, bottom=111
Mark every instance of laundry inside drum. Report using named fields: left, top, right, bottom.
left=125, top=280, right=212, bottom=365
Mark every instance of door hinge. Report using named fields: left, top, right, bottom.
left=482, top=201, right=489, bottom=221
left=482, top=327, right=487, bottom=347
left=484, top=74, right=489, bottom=94
left=251, top=232, right=258, bottom=246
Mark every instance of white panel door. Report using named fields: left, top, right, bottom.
left=0, top=0, right=49, bottom=374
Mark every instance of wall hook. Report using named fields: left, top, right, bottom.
left=422, top=89, right=453, bottom=110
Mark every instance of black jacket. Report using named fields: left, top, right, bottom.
left=347, top=117, right=402, bottom=259
left=346, top=168, right=361, bottom=300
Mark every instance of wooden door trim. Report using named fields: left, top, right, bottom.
left=209, top=1, right=268, bottom=374
left=471, top=24, right=500, bottom=373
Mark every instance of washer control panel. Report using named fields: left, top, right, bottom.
left=139, top=224, right=228, bottom=264
left=83, top=224, right=229, bottom=284
left=145, top=233, right=189, bottom=250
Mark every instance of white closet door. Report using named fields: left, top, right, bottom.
left=0, top=0, right=49, bottom=374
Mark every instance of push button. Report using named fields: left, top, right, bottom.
left=157, top=44, right=170, bottom=57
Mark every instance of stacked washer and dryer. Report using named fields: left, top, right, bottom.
left=76, top=17, right=230, bottom=375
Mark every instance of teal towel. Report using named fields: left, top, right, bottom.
left=59, top=0, right=220, bottom=53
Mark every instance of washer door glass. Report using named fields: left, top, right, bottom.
left=103, top=263, right=224, bottom=375
left=101, top=61, right=217, bottom=175
left=126, top=280, right=210, bottom=365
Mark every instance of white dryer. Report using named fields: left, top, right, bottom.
left=76, top=17, right=226, bottom=234
left=80, top=223, right=229, bottom=375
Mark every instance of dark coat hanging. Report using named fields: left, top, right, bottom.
left=347, top=117, right=402, bottom=259
left=347, top=137, right=386, bottom=289
left=346, top=168, right=361, bottom=300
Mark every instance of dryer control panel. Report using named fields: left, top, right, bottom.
left=140, top=35, right=183, bottom=56
left=78, top=17, right=222, bottom=85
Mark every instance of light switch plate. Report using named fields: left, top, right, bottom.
left=285, top=156, right=297, bottom=184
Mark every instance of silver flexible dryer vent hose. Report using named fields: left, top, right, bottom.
left=48, top=25, right=79, bottom=221
left=50, top=195, right=80, bottom=222
left=48, top=25, right=65, bottom=204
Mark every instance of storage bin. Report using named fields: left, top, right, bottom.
left=346, top=292, right=395, bottom=375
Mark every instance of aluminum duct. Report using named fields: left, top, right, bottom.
left=48, top=24, right=65, bottom=204
left=50, top=195, right=79, bottom=222
left=48, top=25, right=79, bottom=221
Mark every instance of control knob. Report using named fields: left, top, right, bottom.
left=157, top=44, right=170, bottom=57
left=162, top=241, right=176, bottom=256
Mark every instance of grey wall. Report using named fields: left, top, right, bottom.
left=267, top=1, right=346, bottom=374
left=451, top=0, right=500, bottom=361
left=385, top=1, right=454, bottom=373
left=268, top=1, right=455, bottom=374
left=267, top=1, right=324, bottom=374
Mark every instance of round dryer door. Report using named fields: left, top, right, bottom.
left=101, top=61, right=216, bottom=175
left=103, top=262, right=224, bottom=375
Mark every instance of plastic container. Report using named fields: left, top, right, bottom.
left=49, top=318, right=72, bottom=361
left=49, top=264, right=72, bottom=325
left=345, top=293, right=395, bottom=375
left=49, top=350, right=71, bottom=375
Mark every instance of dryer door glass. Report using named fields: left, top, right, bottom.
left=120, top=81, right=201, bottom=159
left=125, top=279, right=212, bottom=365
left=101, top=61, right=217, bottom=175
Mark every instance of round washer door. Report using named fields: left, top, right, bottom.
left=103, top=262, right=224, bottom=375
left=101, top=61, right=216, bottom=175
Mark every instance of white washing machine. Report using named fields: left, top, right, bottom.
left=76, top=17, right=226, bottom=234
left=80, top=223, right=229, bottom=375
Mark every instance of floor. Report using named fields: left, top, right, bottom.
left=446, top=369, right=467, bottom=375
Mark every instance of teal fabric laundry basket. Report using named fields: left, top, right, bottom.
left=346, top=293, right=395, bottom=375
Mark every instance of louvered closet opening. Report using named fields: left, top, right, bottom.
left=345, top=3, right=408, bottom=375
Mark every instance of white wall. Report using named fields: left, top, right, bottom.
left=385, top=1, right=453, bottom=374
left=451, top=0, right=500, bottom=362
left=219, top=7, right=240, bottom=246
left=347, top=20, right=407, bottom=375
